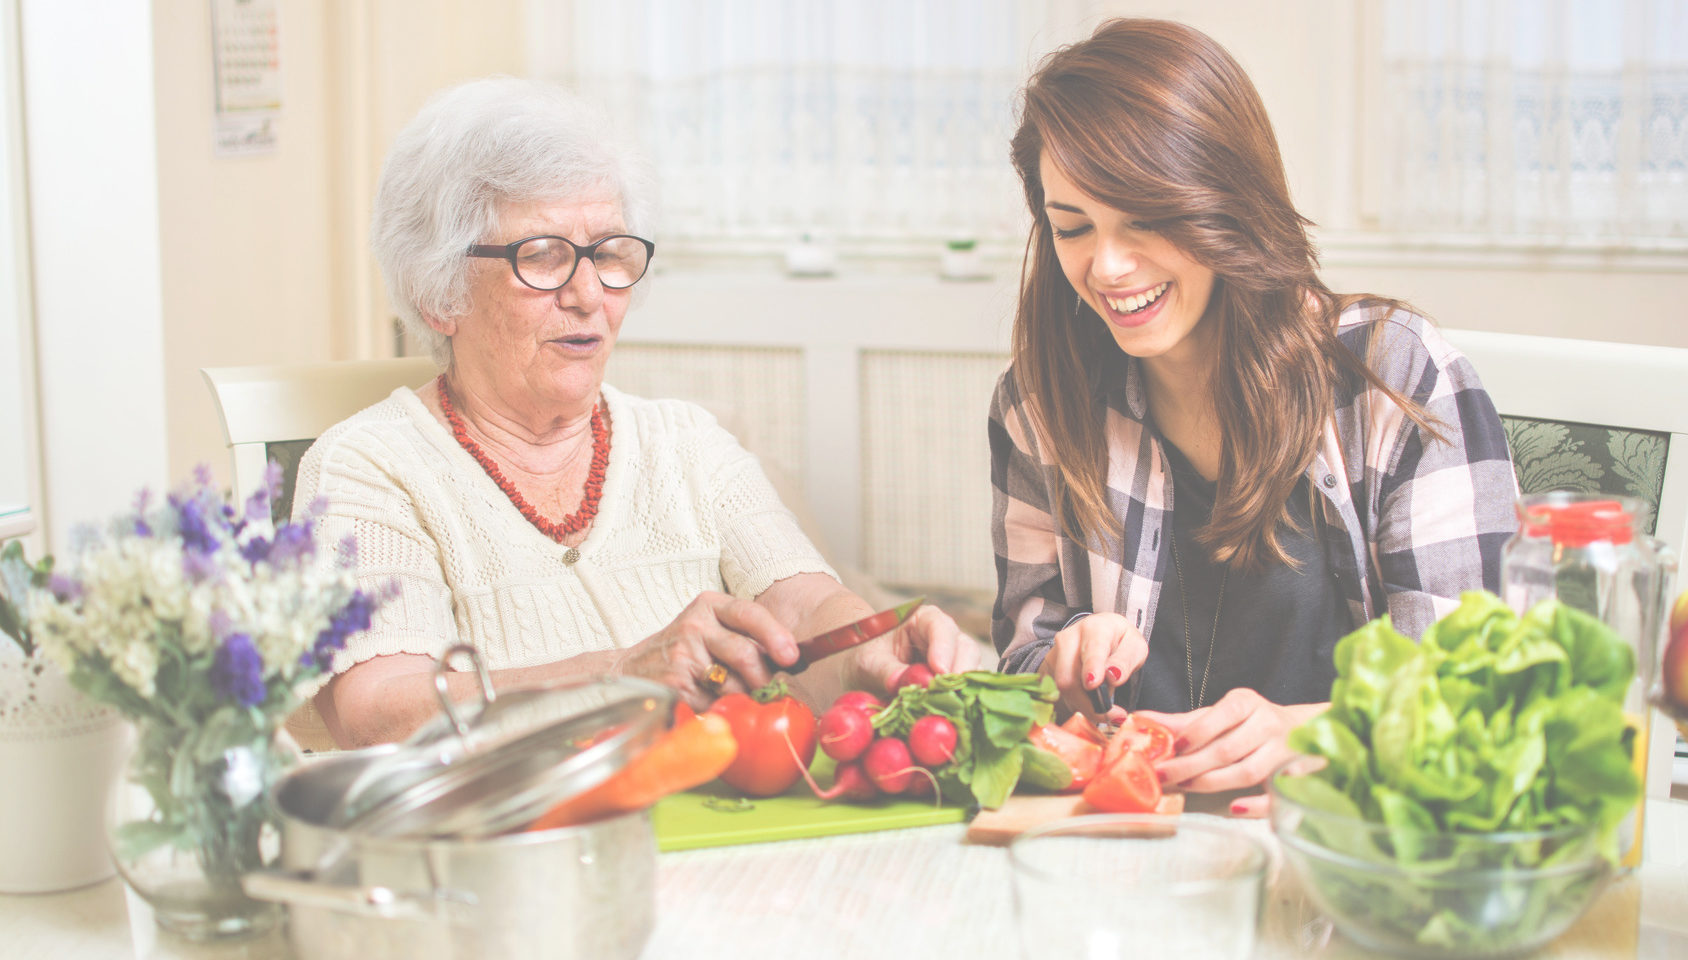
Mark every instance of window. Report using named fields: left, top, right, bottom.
left=534, top=0, right=1099, bottom=257
left=1379, top=0, right=1688, bottom=242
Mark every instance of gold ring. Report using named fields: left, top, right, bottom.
left=700, top=661, right=730, bottom=695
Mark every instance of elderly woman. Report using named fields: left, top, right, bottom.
left=295, top=78, right=977, bottom=747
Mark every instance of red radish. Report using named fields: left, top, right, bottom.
left=780, top=730, right=881, bottom=803
left=891, top=663, right=935, bottom=692
left=862, top=737, right=916, bottom=794
left=908, top=715, right=958, bottom=767
left=817, top=702, right=875, bottom=763
left=813, top=762, right=878, bottom=801
left=832, top=690, right=884, bottom=716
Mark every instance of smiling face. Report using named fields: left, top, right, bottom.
left=1038, top=153, right=1217, bottom=370
left=437, top=189, right=631, bottom=423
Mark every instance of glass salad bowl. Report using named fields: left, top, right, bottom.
left=1268, top=755, right=1613, bottom=959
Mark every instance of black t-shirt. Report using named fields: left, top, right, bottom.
left=1132, top=440, right=1351, bottom=713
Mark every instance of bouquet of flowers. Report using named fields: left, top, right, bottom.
left=0, top=465, right=380, bottom=935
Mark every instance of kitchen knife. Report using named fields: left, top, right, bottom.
left=787, top=596, right=924, bottom=674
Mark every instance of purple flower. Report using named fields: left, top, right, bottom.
left=308, top=590, right=376, bottom=670
left=210, top=633, right=266, bottom=707
left=181, top=547, right=221, bottom=583
left=47, top=573, right=83, bottom=603
left=244, top=485, right=272, bottom=525
left=171, top=493, right=219, bottom=557
left=266, top=519, right=315, bottom=567
left=240, top=535, right=272, bottom=565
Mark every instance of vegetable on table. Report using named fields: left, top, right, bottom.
left=1082, top=748, right=1159, bottom=813
left=1278, top=591, right=1642, bottom=954
left=528, top=709, right=737, bottom=830
left=709, top=679, right=818, bottom=797
left=870, top=670, right=1062, bottom=809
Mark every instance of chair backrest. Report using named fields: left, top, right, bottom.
left=201, top=357, right=438, bottom=753
left=1442, top=328, right=1688, bottom=799
left=201, top=357, right=438, bottom=520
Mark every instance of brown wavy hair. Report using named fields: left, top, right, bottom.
left=1010, top=18, right=1439, bottom=569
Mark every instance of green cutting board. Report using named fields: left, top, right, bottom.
left=652, top=756, right=969, bottom=851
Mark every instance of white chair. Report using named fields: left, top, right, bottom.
left=202, top=357, right=438, bottom=750
left=1444, top=328, right=1688, bottom=799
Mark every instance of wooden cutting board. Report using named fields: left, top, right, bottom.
left=964, top=792, right=1185, bottom=845
left=651, top=757, right=967, bottom=852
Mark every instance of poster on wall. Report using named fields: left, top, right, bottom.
left=210, top=0, right=281, bottom=157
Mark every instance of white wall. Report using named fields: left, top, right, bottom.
left=22, top=0, right=169, bottom=550
left=154, top=0, right=525, bottom=491
left=152, top=0, right=339, bottom=493
left=0, top=0, right=34, bottom=531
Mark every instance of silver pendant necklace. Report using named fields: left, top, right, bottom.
left=1170, top=525, right=1228, bottom=710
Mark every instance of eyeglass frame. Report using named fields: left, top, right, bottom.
left=465, top=234, right=657, bottom=291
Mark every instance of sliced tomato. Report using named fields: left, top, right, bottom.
left=1102, top=713, right=1175, bottom=769
left=1082, top=750, right=1161, bottom=813
left=1058, top=712, right=1109, bottom=747
left=1028, top=724, right=1102, bottom=791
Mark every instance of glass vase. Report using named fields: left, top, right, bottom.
left=107, top=716, right=296, bottom=940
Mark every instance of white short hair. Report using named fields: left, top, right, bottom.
left=371, top=77, right=657, bottom=366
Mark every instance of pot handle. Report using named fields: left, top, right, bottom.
left=243, top=869, right=478, bottom=922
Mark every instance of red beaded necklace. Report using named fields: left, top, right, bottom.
left=437, top=378, right=609, bottom=542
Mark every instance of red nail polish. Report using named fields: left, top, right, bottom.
left=1106, top=666, right=1123, bottom=682
left=1156, top=768, right=1169, bottom=783
left=1085, top=671, right=1095, bottom=685
left=1173, top=737, right=1188, bottom=753
left=1230, top=802, right=1248, bottom=815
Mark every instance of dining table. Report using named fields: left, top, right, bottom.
left=3, top=793, right=1686, bottom=960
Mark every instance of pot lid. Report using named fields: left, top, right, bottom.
left=327, top=644, right=674, bottom=840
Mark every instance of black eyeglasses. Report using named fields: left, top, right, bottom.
left=466, top=234, right=656, bottom=291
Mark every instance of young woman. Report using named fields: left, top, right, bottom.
left=989, top=19, right=1516, bottom=812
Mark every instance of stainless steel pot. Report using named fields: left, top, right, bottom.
left=246, top=744, right=656, bottom=960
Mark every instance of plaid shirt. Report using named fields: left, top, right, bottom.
left=990, top=304, right=1518, bottom=676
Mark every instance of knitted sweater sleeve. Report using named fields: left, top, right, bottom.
left=678, top=403, right=838, bottom=598
left=292, top=412, right=460, bottom=672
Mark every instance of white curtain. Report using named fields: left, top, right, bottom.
left=544, top=0, right=1096, bottom=248
left=1381, top=0, right=1688, bottom=241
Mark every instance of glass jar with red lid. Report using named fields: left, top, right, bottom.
left=1501, top=491, right=1675, bottom=869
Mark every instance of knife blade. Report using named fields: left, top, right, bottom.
left=786, top=596, right=924, bottom=674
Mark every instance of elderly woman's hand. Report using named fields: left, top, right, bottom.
left=616, top=591, right=801, bottom=709
left=850, top=605, right=982, bottom=694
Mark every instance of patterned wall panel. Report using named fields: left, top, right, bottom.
left=606, top=343, right=807, bottom=494
left=860, top=350, right=1008, bottom=594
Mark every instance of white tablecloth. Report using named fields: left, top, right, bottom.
left=5, top=800, right=1688, bottom=960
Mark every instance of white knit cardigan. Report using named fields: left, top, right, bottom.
left=291, top=382, right=837, bottom=675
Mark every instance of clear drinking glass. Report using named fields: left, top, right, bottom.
left=1008, top=814, right=1267, bottom=960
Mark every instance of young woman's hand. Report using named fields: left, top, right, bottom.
left=1037, top=612, right=1146, bottom=722
left=851, top=604, right=982, bottom=693
left=1134, top=688, right=1326, bottom=816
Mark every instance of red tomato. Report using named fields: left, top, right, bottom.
left=1058, top=712, right=1109, bottom=746
left=1102, top=713, right=1175, bottom=770
left=1028, top=724, right=1103, bottom=791
left=1082, top=750, right=1161, bottom=813
left=708, top=690, right=818, bottom=797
